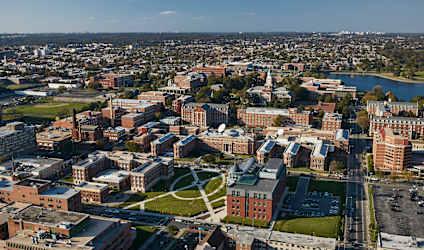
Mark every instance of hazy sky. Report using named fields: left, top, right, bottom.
left=1, top=0, right=423, bottom=33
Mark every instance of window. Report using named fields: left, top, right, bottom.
left=253, top=202, right=256, bottom=206
left=264, top=202, right=267, bottom=207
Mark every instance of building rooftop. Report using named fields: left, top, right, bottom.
left=41, top=186, right=80, bottom=199
left=257, top=140, right=276, bottom=154
left=92, top=169, right=129, bottom=184
left=152, top=133, right=176, bottom=145
left=76, top=181, right=109, bottom=192
left=312, top=142, right=328, bottom=158
left=284, top=142, right=300, bottom=155
left=335, top=129, right=349, bottom=141
left=176, top=135, right=197, bottom=146
left=12, top=206, right=88, bottom=228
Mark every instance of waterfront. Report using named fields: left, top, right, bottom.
left=328, top=74, right=424, bottom=101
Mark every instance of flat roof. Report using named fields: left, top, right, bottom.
left=41, top=186, right=80, bottom=199
left=12, top=206, right=88, bottom=227
left=76, top=181, right=109, bottom=192
left=92, top=169, right=129, bottom=184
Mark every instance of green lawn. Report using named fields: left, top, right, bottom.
left=117, top=193, right=148, bottom=208
left=221, top=216, right=269, bottom=228
left=211, top=199, right=225, bottom=209
left=2, top=101, right=90, bottom=121
left=130, top=225, right=158, bottom=249
left=175, top=188, right=202, bottom=198
left=196, top=171, right=220, bottom=181
left=273, top=216, right=341, bottom=238
left=307, top=179, right=346, bottom=198
left=150, top=168, right=192, bottom=192
left=207, top=185, right=227, bottom=202
left=203, top=177, right=223, bottom=195
left=173, top=174, right=195, bottom=190
left=145, top=195, right=208, bottom=217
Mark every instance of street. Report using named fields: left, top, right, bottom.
left=344, top=134, right=368, bottom=249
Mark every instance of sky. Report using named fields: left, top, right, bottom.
left=1, top=0, right=423, bottom=33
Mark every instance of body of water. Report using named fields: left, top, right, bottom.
left=327, top=74, right=424, bottom=101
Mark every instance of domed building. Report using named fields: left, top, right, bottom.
left=246, top=69, right=292, bottom=104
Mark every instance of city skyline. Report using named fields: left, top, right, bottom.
left=1, top=0, right=424, bottom=33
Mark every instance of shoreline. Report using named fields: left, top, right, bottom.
left=328, top=72, right=424, bottom=84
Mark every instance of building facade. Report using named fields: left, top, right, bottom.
left=322, top=112, right=343, bottom=131
left=237, top=107, right=312, bottom=128
left=0, top=122, right=36, bottom=158
left=181, top=103, right=229, bottom=127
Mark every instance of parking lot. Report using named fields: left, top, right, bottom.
left=373, top=183, right=424, bottom=237
left=286, top=177, right=340, bottom=217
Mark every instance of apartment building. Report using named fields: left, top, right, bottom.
left=373, top=128, right=412, bottom=173
left=172, top=95, right=194, bottom=115
left=283, top=142, right=301, bottom=168
left=173, top=72, right=205, bottom=90
left=237, top=107, right=312, bottom=128
left=111, top=98, right=159, bottom=115
left=103, top=126, right=126, bottom=142
left=181, top=103, right=229, bottom=127
left=53, top=111, right=103, bottom=129
left=130, top=159, right=174, bottom=192
left=0, top=122, right=36, bottom=158
left=0, top=178, right=82, bottom=211
left=133, top=133, right=156, bottom=153
left=227, top=158, right=286, bottom=222
left=322, top=112, right=343, bottom=131
left=367, top=100, right=419, bottom=117
left=121, top=112, right=147, bottom=129
left=369, top=116, right=424, bottom=139
left=0, top=156, right=64, bottom=180
left=256, top=140, right=277, bottom=164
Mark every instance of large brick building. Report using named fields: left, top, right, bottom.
left=198, top=129, right=257, bottom=155
left=151, top=133, right=177, bottom=156
left=36, top=127, right=72, bottom=152
left=191, top=65, right=227, bottom=77
left=121, top=112, right=147, bottom=129
left=369, top=116, right=424, bottom=139
left=0, top=178, right=82, bottom=211
left=322, top=112, right=343, bottom=131
left=72, top=151, right=174, bottom=193
left=90, top=73, right=134, bottom=89
left=367, top=100, right=419, bottom=117
left=237, top=107, right=312, bottom=128
left=373, top=128, right=412, bottom=173
left=181, top=103, right=229, bottom=127
left=138, top=91, right=173, bottom=105
left=227, top=158, right=286, bottom=222
left=173, top=72, right=205, bottom=90
left=75, top=181, right=109, bottom=204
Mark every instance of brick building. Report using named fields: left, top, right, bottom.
left=0, top=178, right=81, bottom=211
left=310, top=142, right=329, bottom=171
left=198, top=129, right=257, bottom=155
left=53, top=111, right=103, bottom=129
left=103, top=127, right=126, bottom=142
left=90, top=73, right=134, bottom=89
left=0, top=122, right=36, bottom=158
left=36, top=127, right=72, bottom=152
left=181, top=103, right=229, bottom=127
left=138, top=91, right=173, bottom=105
left=191, top=65, right=227, bottom=77
left=367, top=100, right=419, bottom=117
left=130, top=159, right=174, bottom=192
left=283, top=142, right=301, bottom=168
left=369, top=116, right=424, bottom=139
left=172, top=95, right=194, bottom=115
left=227, top=158, right=286, bottom=222
left=5, top=206, right=133, bottom=250
left=173, top=72, right=205, bottom=90
left=75, top=181, right=109, bottom=204
left=237, top=107, right=312, bottom=128
left=151, top=133, right=177, bottom=156
left=132, top=133, right=156, bottom=153
left=322, top=112, right=343, bottom=131
left=169, top=125, right=200, bottom=136
left=173, top=135, right=197, bottom=159
left=121, top=113, right=147, bottom=129
left=373, top=128, right=412, bottom=173
left=111, top=98, right=159, bottom=115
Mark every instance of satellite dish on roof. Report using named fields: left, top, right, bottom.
left=218, top=123, right=226, bottom=133
left=277, top=129, right=284, bottom=136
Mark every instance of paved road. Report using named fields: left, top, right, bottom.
left=344, top=134, right=368, bottom=249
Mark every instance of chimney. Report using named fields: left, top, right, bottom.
left=109, top=96, right=114, bottom=127
left=11, top=154, right=15, bottom=174
left=72, top=108, right=78, bottom=129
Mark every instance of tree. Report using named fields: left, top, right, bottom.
left=356, top=110, right=370, bottom=132
left=273, top=115, right=285, bottom=127
left=154, top=112, right=162, bottom=121
left=329, top=160, right=345, bottom=173
left=126, top=141, right=141, bottom=152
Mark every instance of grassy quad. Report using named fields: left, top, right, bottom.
left=196, top=171, right=220, bottom=181
left=207, top=186, right=226, bottom=202
left=211, top=199, right=225, bottom=209
left=175, top=188, right=202, bottom=199
left=203, top=177, right=223, bottom=195
left=2, top=101, right=90, bottom=121
left=173, top=174, right=195, bottom=190
left=273, top=216, right=341, bottom=238
left=145, top=195, right=208, bottom=217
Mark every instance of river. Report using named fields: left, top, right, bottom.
left=327, top=74, right=424, bottom=101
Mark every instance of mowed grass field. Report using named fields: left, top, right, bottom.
left=273, top=216, right=341, bottom=238
left=144, top=195, right=207, bottom=217
left=3, top=101, right=90, bottom=121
